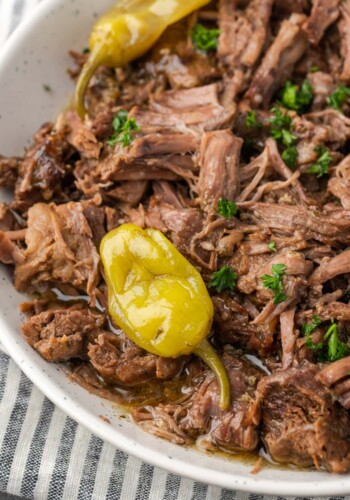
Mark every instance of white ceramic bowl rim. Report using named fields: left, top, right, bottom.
left=1, top=1, right=350, bottom=495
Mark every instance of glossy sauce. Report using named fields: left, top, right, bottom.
left=45, top=288, right=309, bottom=472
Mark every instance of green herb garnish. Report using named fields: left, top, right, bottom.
left=269, top=108, right=298, bottom=166
left=246, top=111, right=263, bottom=129
left=270, top=107, right=292, bottom=134
left=217, top=199, right=238, bottom=219
left=310, top=66, right=319, bottom=73
left=43, top=84, right=51, bottom=92
left=327, top=85, right=350, bottom=111
left=303, top=317, right=349, bottom=360
left=269, top=108, right=297, bottom=147
left=280, top=80, right=313, bottom=112
left=108, top=110, right=141, bottom=148
left=261, top=263, right=288, bottom=304
left=307, top=146, right=332, bottom=178
left=208, top=266, right=237, bottom=293
left=191, top=23, right=220, bottom=52
left=268, top=241, right=277, bottom=252
left=282, top=146, right=298, bottom=168
left=82, top=47, right=90, bottom=54
left=302, top=315, right=323, bottom=350
left=324, top=321, right=349, bottom=362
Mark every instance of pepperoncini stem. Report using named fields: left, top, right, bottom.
left=75, top=44, right=105, bottom=118
left=75, top=0, right=212, bottom=117
left=194, top=338, right=231, bottom=411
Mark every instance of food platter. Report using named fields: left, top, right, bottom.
left=1, top=0, right=350, bottom=494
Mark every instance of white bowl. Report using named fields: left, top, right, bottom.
left=0, top=1, right=349, bottom=495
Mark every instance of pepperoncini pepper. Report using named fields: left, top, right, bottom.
left=75, top=0, right=211, bottom=117
left=100, top=224, right=231, bottom=410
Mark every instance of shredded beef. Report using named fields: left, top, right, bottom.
left=133, top=352, right=263, bottom=451
left=14, top=202, right=100, bottom=302
left=65, top=111, right=102, bottom=160
left=245, top=14, right=308, bottom=107
left=304, top=0, right=340, bottom=46
left=218, top=0, right=273, bottom=103
left=340, top=0, right=350, bottom=82
left=3, top=0, right=350, bottom=474
left=198, top=130, right=243, bottom=211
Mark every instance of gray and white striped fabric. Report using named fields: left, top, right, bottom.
left=0, top=2, right=347, bottom=499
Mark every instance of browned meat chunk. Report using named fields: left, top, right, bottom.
left=88, top=332, right=184, bottom=386
left=14, top=202, right=100, bottom=302
left=245, top=14, right=308, bottom=107
left=257, top=365, right=350, bottom=473
left=22, top=306, right=105, bottom=362
left=12, top=124, right=71, bottom=212
left=198, top=131, right=243, bottom=211
left=304, top=0, right=340, bottom=45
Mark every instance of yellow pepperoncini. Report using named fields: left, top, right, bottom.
left=100, top=224, right=231, bottom=410
left=75, top=0, right=211, bottom=117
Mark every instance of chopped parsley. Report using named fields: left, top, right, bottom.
left=269, top=108, right=297, bottom=147
left=307, top=146, right=332, bottom=178
left=108, top=110, right=141, bottom=148
left=269, top=107, right=292, bottom=134
left=217, top=198, right=238, bottom=219
left=208, top=266, right=237, bottom=293
left=246, top=111, right=263, bottom=129
left=43, top=84, right=51, bottom=92
left=191, top=23, right=220, bottom=52
left=268, top=241, right=277, bottom=253
left=327, top=84, right=350, bottom=111
left=280, top=80, right=313, bottom=112
left=261, top=263, right=288, bottom=304
left=269, top=108, right=298, bottom=167
left=303, top=318, right=349, bottom=361
left=324, top=321, right=349, bottom=362
left=282, top=146, right=298, bottom=168
left=82, top=47, right=90, bottom=54
left=310, top=66, right=320, bottom=73
left=302, top=315, right=323, bottom=350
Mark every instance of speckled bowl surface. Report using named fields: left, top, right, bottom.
left=0, top=0, right=349, bottom=495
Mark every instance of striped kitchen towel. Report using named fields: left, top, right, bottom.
left=0, top=351, right=232, bottom=500
left=0, top=2, right=348, bottom=500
